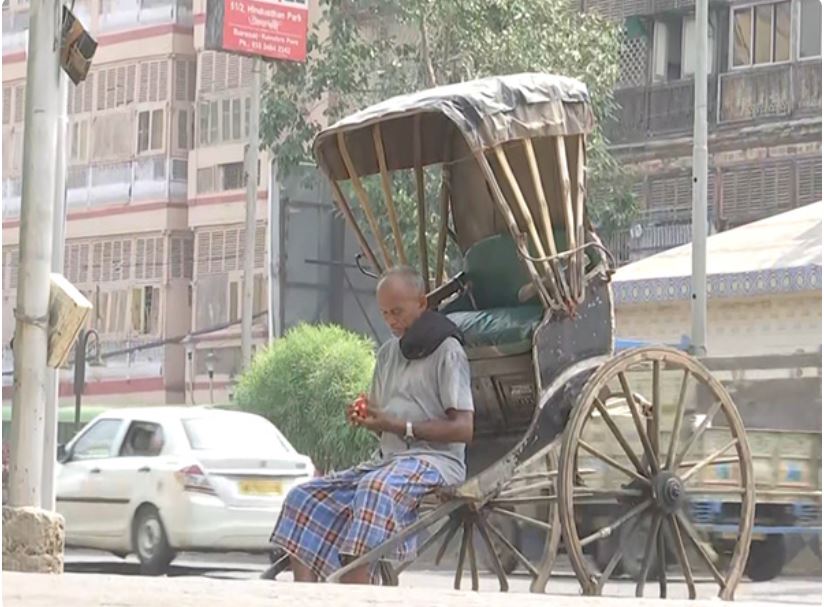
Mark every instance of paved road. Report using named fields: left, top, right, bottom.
left=63, top=549, right=822, bottom=604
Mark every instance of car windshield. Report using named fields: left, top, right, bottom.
left=182, top=415, right=294, bottom=454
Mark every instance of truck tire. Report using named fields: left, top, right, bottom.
left=745, top=535, right=786, bottom=582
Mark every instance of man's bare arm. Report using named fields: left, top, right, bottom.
left=359, top=407, right=473, bottom=444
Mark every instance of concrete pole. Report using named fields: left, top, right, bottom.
left=267, top=157, right=281, bottom=344
left=9, top=0, right=62, bottom=508
left=690, top=0, right=709, bottom=357
left=42, top=64, right=69, bottom=511
left=241, top=58, right=261, bottom=368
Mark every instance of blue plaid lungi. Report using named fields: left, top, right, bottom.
left=270, top=456, right=444, bottom=580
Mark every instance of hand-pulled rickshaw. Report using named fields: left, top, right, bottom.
left=276, top=73, right=756, bottom=599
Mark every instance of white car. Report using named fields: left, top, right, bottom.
left=56, top=406, right=314, bottom=575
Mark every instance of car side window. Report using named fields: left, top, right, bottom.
left=71, top=419, right=124, bottom=461
left=119, top=422, right=164, bottom=457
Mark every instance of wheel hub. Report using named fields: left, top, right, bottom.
left=652, top=471, right=685, bottom=513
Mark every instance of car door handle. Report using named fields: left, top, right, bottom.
left=90, top=468, right=101, bottom=474
left=138, top=466, right=151, bottom=473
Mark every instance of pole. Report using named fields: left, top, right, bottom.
left=9, top=0, right=62, bottom=508
left=690, top=0, right=709, bottom=357
left=267, top=157, right=281, bottom=344
left=42, top=57, right=69, bottom=511
left=241, top=58, right=261, bottom=368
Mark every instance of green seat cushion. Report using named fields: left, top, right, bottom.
left=448, top=305, right=543, bottom=356
left=461, top=234, right=530, bottom=310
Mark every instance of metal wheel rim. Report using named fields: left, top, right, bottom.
left=558, top=346, right=755, bottom=600
left=137, top=517, right=163, bottom=559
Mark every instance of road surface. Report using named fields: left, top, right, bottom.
left=63, top=549, right=822, bottom=604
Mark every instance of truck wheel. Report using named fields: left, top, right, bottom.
left=745, top=535, right=786, bottom=582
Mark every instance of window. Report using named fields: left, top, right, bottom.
left=177, top=109, right=190, bottom=150
left=183, top=415, right=292, bottom=453
left=221, top=99, right=231, bottom=141
left=209, top=100, right=218, bottom=143
left=131, top=286, right=161, bottom=334
left=199, top=102, right=210, bottom=146
left=244, top=97, right=251, bottom=137
left=197, top=167, right=215, bottom=193
left=71, top=419, right=123, bottom=461
left=800, top=0, right=822, bottom=58
left=653, top=15, right=715, bottom=81
left=70, top=121, right=88, bottom=163
left=732, top=1, right=791, bottom=67
left=232, top=98, right=242, bottom=139
left=221, top=162, right=245, bottom=190
left=120, top=422, right=164, bottom=457
left=137, top=109, right=164, bottom=153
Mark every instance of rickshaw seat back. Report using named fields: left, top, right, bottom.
left=461, top=233, right=530, bottom=309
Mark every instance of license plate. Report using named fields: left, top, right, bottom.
left=238, top=479, right=283, bottom=496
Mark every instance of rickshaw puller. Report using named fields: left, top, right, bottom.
left=269, top=266, right=475, bottom=584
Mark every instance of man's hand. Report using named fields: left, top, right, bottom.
left=353, top=406, right=404, bottom=435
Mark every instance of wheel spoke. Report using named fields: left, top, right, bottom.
left=665, top=369, right=691, bottom=470
left=467, top=521, right=480, bottom=592
left=667, top=514, right=696, bottom=599
left=651, top=360, right=661, bottom=462
left=395, top=518, right=456, bottom=575
left=656, top=517, right=667, bottom=599
left=489, top=495, right=557, bottom=507
left=680, top=438, right=739, bottom=483
left=498, top=480, right=556, bottom=498
left=675, top=399, right=724, bottom=468
left=593, top=397, right=648, bottom=477
left=596, top=515, right=643, bottom=593
left=490, top=507, right=554, bottom=532
left=475, top=514, right=509, bottom=592
left=618, top=372, right=659, bottom=475
left=636, top=513, right=662, bottom=597
left=678, top=456, right=739, bottom=469
left=484, top=513, right=540, bottom=578
left=435, top=516, right=463, bottom=566
left=675, top=511, right=726, bottom=588
left=580, top=499, right=652, bottom=549
left=454, top=519, right=470, bottom=590
left=578, top=439, right=651, bottom=486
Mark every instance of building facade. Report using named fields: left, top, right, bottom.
left=591, top=0, right=822, bottom=263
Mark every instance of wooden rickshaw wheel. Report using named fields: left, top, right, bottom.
left=558, top=347, right=755, bottom=600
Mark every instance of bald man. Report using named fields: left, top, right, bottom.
left=270, top=266, right=474, bottom=585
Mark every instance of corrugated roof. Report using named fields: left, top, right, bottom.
left=614, top=202, right=822, bottom=283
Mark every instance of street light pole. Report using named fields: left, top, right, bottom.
left=42, top=51, right=70, bottom=512
left=8, top=0, right=62, bottom=509
left=241, top=58, right=261, bottom=369
left=690, top=0, right=709, bottom=356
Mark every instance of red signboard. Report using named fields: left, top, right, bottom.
left=222, top=0, right=308, bottom=62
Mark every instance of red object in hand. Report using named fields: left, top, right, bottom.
left=352, top=395, right=368, bottom=419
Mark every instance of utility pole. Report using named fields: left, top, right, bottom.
left=690, top=0, right=709, bottom=357
left=241, top=58, right=261, bottom=368
left=9, top=0, right=62, bottom=508
left=42, top=63, right=69, bottom=511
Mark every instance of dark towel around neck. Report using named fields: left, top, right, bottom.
left=399, top=310, right=464, bottom=360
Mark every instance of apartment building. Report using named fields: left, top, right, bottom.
left=2, top=0, right=197, bottom=404
left=592, top=0, right=822, bottom=263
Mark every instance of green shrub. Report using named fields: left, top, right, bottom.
left=234, top=323, right=377, bottom=472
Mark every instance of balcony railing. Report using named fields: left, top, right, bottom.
left=608, top=77, right=717, bottom=143
left=2, top=156, right=187, bottom=219
left=718, top=60, right=822, bottom=123
left=98, top=0, right=193, bottom=32
left=2, top=9, right=29, bottom=54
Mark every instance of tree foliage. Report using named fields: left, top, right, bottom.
left=234, top=323, right=377, bottom=472
left=261, top=0, right=637, bottom=242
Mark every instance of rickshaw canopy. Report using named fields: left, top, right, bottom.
left=314, top=73, right=596, bottom=180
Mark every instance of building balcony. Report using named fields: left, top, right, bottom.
left=97, top=0, right=193, bottom=33
left=608, top=77, right=717, bottom=143
left=718, top=60, right=822, bottom=124
left=2, top=9, right=29, bottom=54
left=2, top=156, right=187, bottom=219
left=584, top=0, right=728, bottom=20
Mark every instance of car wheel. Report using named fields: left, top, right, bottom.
left=132, top=505, right=175, bottom=576
left=745, top=535, right=786, bottom=582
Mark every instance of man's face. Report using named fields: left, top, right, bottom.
left=377, top=278, right=427, bottom=337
